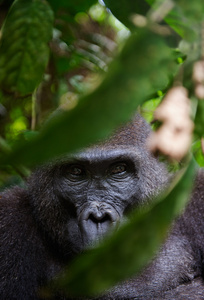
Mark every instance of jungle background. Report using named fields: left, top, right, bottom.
left=0, top=0, right=204, bottom=297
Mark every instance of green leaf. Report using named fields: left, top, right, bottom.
left=176, top=0, right=204, bottom=22
left=48, top=160, right=196, bottom=297
left=103, top=0, right=150, bottom=30
left=146, top=0, right=201, bottom=42
left=164, top=9, right=198, bottom=42
left=47, top=0, right=97, bottom=13
left=104, top=0, right=199, bottom=42
left=192, top=140, right=204, bottom=167
left=194, top=100, right=204, bottom=138
left=0, top=0, right=54, bottom=97
left=1, top=28, right=177, bottom=167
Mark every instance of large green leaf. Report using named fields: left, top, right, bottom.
left=0, top=0, right=54, bottom=97
left=48, top=160, right=196, bottom=297
left=1, top=28, right=177, bottom=167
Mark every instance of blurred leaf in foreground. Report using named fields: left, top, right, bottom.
left=1, top=28, right=177, bottom=167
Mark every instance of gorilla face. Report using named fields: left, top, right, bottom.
left=28, top=117, right=167, bottom=259
left=53, top=148, right=140, bottom=249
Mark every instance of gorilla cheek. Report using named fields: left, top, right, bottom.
left=66, top=219, right=84, bottom=252
left=78, top=203, right=120, bottom=247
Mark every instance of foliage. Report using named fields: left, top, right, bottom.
left=0, top=0, right=53, bottom=97
left=0, top=0, right=204, bottom=297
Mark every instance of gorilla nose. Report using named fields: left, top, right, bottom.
left=79, top=207, right=118, bottom=246
left=89, top=211, right=112, bottom=224
left=87, top=210, right=115, bottom=237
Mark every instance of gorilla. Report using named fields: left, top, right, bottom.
left=1, top=114, right=204, bottom=299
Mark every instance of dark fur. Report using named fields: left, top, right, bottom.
left=1, top=114, right=204, bottom=299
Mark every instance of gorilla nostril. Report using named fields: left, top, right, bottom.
left=89, top=212, right=112, bottom=224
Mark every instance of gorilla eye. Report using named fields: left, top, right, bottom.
left=109, top=163, right=127, bottom=175
left=66, top=165, right=85, bottom=177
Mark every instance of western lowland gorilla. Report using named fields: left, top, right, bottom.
left=1, top=114, right=204, bottom=300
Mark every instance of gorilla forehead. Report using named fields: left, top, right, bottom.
left=43, top=114, right=150, bottom=169
left=70, top=147, right=143, bottom=166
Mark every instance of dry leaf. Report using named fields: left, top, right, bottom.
left=193, top=60, right=204, bottom=99
left=148, top=86, right=193, bottom=161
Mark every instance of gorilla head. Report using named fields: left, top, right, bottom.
left=28, top=114, right=168, bottom=258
